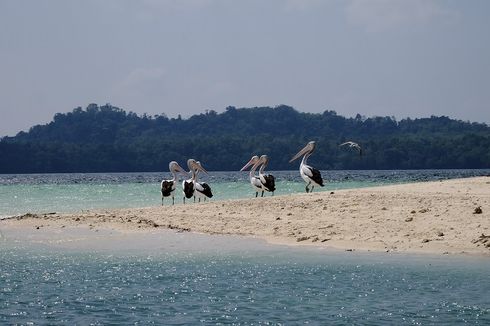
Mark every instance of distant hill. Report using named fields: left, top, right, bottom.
left=1, top=103, right=489, bottom=173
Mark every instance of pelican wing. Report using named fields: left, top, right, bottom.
left=161, top=180, right=174, bottom=197
left=339, top=141, right=355, bottom=147
left=196, top=182, right=213, bottom=198
left=307, top=166, right=324, bottom=187
left=194, top=181, right=204, bottom=192
left=251, top=177, right=263, bottom=189
left=301, top=164, right=314, bottom=177
left=260, top=174, right=275, bottom=192
left=201, top=182, right=213, bottom=198
left=183, top=180, right=194, bottom=199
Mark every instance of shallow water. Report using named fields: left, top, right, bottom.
left=1, top=240, right=489, bottom=325
left=2, top=170, right=490, bottom=324
left=1, top=169, right=489, bottom=218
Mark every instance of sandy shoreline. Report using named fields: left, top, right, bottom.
left=2, top=177, right=490, bottom=255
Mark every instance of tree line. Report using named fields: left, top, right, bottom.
left=0, top=103, right=489, bottom=173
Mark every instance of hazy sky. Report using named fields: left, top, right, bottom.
left=1, top=0, right=489, bottom=136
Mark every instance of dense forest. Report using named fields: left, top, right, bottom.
left=1, top=103, right=489, bottom=173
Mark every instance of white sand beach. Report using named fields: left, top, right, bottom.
left=2, top=177, right=489, bottom=255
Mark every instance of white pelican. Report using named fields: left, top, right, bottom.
left=193, top=161, right=213, bottom=202
left=258, top=155, right=275, bottom=197
left=289, top=141, right=324, bottom=193
left=160, top=161, right=188, bottom=205
left=339, top=141, right=362, bottom=156
left=182, top=159, right=206, bottom=204
left=240, top=155, right=263, bottom=197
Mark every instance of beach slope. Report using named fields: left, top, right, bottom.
left=2, top=177, right=490, bottom=255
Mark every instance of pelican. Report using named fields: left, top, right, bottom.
left=240, top=155, right=263, bottom=197
left=193, top=161, right=213, bottom=202
left=339, top=141, right=362, bottom=156
left=289, top=141, right=324, bottom=193
left=182, top=159, right=206, bottom=204
left=258, top=155, right=275, bottom=197
left=160, top=161, right=188, bottom=205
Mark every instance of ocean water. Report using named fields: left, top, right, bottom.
left=1, top=170, right=490, bottom=324
left=1, top=169, right=489, bottom=218
left=1, top=241, right=489, bottom=325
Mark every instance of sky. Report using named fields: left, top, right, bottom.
left=0, top=0, right=489, bottom=136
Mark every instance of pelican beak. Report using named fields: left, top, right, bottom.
left=240, top=159, right=252, bottom=171
left=240, top=157, right=259, bottom=171
left=196, top=162, right=208, bottom=174
left=176, top=165, right=190, bottom=177
left=289, top=143, right=311, bottom=163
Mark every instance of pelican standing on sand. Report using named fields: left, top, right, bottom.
left=258, top=155, right=275, bottom=196
left=193, top=161, right=213, bottom=202
left=161, top=161, right=188, bottom=205
left=182, top=159, right=206, bottom=204
left=289, top=141, right=324, bottom=193
left=339, top=141, right=363, bottom=156
left=240, top=155, right=264, bottom=197
left=241, top=155, right=276, bottom=197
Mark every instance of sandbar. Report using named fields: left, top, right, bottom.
left=2, top=177, right=489, bottom=255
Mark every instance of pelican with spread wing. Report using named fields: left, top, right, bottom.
left=339, top=141, right=362, bottom=156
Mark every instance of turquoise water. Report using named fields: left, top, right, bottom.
left=1, top=244, right=489, bottom=324
left=1, top=169, right=489, bottom=218
left=1, top=170, right=490, bottom=324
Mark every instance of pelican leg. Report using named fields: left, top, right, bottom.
left=261, top=191, right=264, bottom=197
left=172, top=196, right=174, bottom=205
left=255, top=192, right=258, bottom=198
left=305, top=185, right=309, bottom=193
left=194, top=196, right=196, bottom=203
left=183, top=197, right=186, bottom=204
left=162, top=197, right=164, bottom=206
left=198, top=198, right=201, bottom=203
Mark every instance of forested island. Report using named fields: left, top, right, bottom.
left=0, top=104, right=489, bottom=173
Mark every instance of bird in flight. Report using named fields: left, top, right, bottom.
left=339, top=141, right=362, bottom=156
